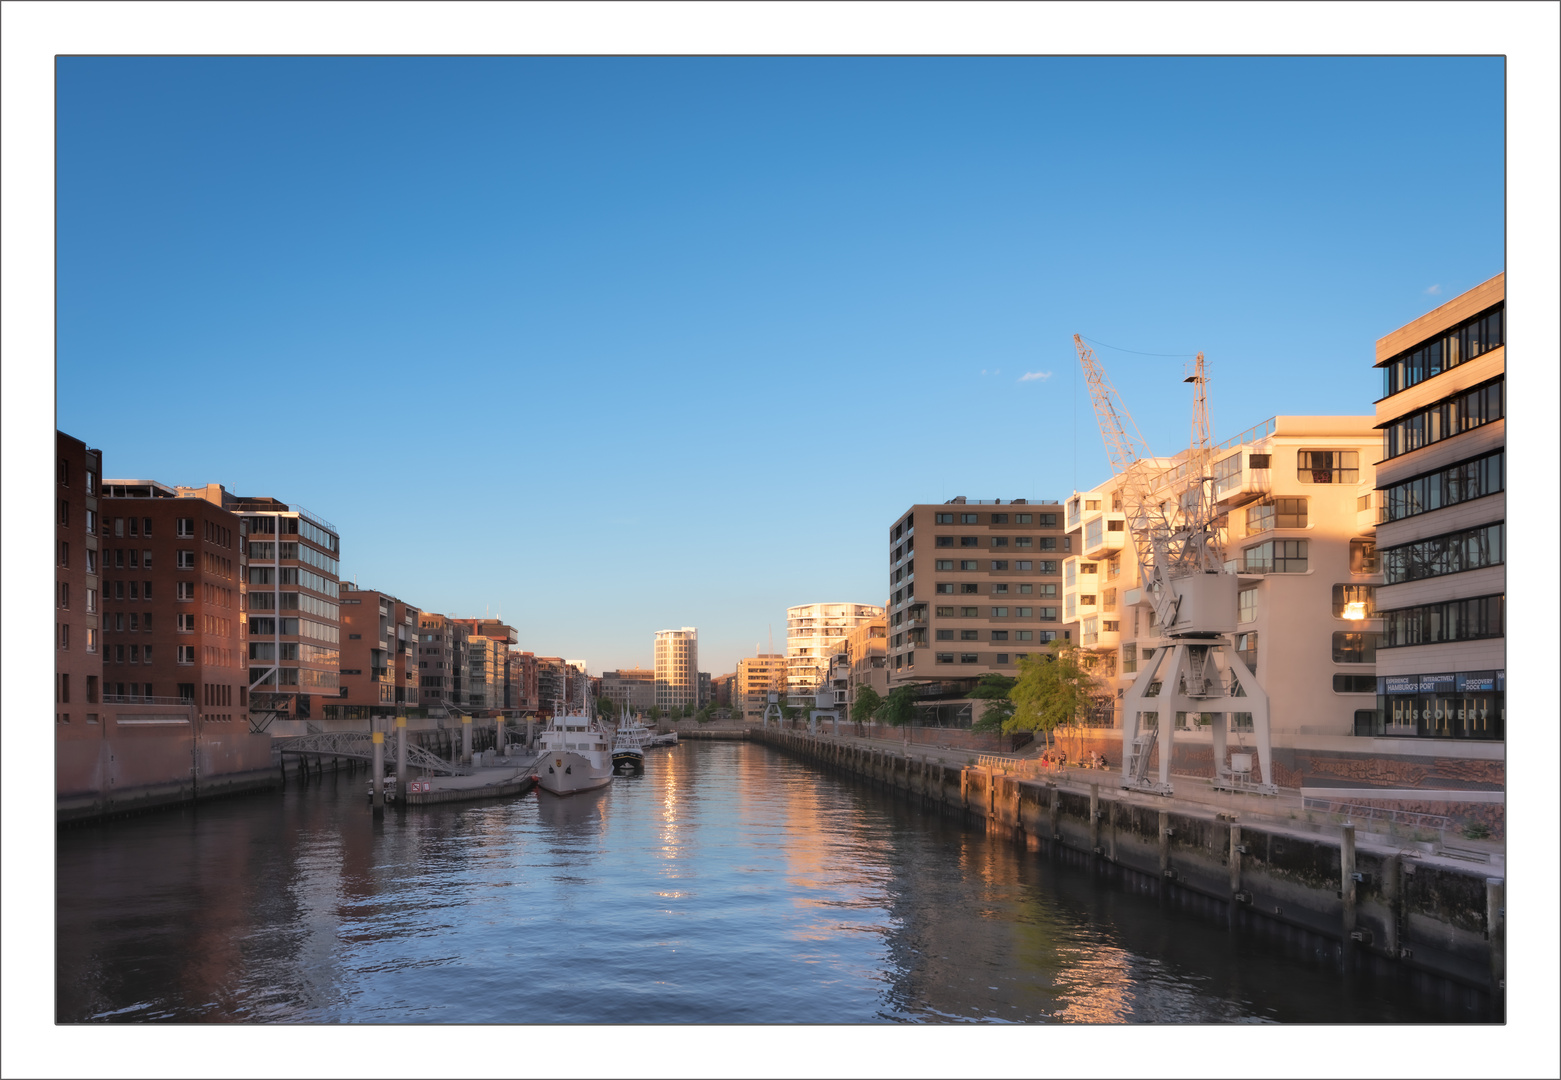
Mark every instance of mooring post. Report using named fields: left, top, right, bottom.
left=462, top=715, right=473, bottom=766
left=1049, top=783, right=1061, bottom=844
left=1341, top=823, right=1358, bottom=944
left=1382, top=856, right=1401, bottom=956
left=1487, top=877, right=1505, bottom=993
left=396, top=714, right=407, bottom=793
left=495, top=713, right=506, bottom=755
left=1157, top=810, right=1171, bottom=884
left=1089, top=784, right=1101, bottom=853
left=1228, top=823, right=1243, bottom=927
left=371, top=720, right=385, bottom=816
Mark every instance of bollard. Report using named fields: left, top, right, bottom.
left=371, top=723, right=385, bottom=816
left=1487, top=877, right=1504, bottom=993
left=462, top=715, right=473, bottom=766
left=1382, top=856, right=1401, bottom=956
left=1341, top=823, right=1357, bottom=942
left=496, top=714, right=505, bottom=755
left=1157, top=810, right=1171, bottom=897
left=1228, top=823, right=1243, bottom=928
left=396, top=715, right=407, bottom=796
left=1089, top=784, right=1101, bottom=853
left=1049, top=784, right=1061, bottom=845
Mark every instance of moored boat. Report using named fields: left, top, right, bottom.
left=535, top=699, right=614, bottom=796
left=611, top=721, right=645, bottom=774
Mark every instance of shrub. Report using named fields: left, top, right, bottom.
left=1463, top=821, right=1491, bottom=840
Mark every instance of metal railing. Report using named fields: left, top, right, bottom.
left=104, top=694, right=193, bottom=706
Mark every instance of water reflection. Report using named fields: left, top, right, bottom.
left=57, top=742, right=1481, bottom=1024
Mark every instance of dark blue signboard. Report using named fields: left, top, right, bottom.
left=1456, top=670, right=1498, bottom=692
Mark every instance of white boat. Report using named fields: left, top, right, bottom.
left=535, top=698, right=614, bottom=796
left=611, top=721, right=645, bottom=774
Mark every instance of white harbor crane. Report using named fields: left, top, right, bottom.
left=1072, top=335, right=1277, bottom=796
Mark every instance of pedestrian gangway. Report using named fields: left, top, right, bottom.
left=275, top=731, right=476, bottom=776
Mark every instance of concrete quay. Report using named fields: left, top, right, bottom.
left=757, top=726, right=1505, bottom=1008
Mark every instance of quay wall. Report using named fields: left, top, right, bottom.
left=57, top=725, right=278, bottom=824
left=755, top=728, right=1504, bottom=1002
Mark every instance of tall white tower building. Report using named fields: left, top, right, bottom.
left=653, top=627, right=698, bottom=712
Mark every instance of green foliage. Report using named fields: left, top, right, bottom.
left=596, top=697, right=616, bottom=720
left=1463, top=820, right=1491, bottom=840
left=969, top=674, right=1016, bottom=733
left=1004, top=640, right=1097, bottom=747
left=850, top=685, right=883, bottom=727
left=876, top=685, right=918, bottom=729
left=648, top=705, right=663, bottom=722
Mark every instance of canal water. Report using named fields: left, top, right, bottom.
left=56, top=740, right=1483, bottom=1024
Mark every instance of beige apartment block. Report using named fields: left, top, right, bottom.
left=838, top=616, right=887, bottom=715
left=785, top=602, right=885, bottom=702
left=885, top=500, right=1068, bottom=724
left=601, top=667, right=656, bottom=713
left=735, top=653, right=787, bottom=717
left=653, top=627, right=698, bottom=712
left=1372, top=274, right=1504, bottom=743
left=453, top=619, right=518, bottom=712
left=1064, top=415, right=1384, bottom=744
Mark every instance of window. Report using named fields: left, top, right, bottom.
left=176, top=581, right=195, bottom=601
left=1382, top=449, right=1503, bottom=523
left=1382, top=378, right=1504, bottom=460
left=176, top=550, right=195, bottom=569
left=1242, top=539, right=1308, bottom=574
left=1350, top=539, right=1379, bottom=574
left=1234, top=631, right=1258, bottom=672
left=960, top=607, right=978, bottom=618
left=960, top=654, right=979, bottom=664
left=1014, top=537, right=1033, bottom=548
left=991, top=536, right=1009, bottom=548
left=935, top=559, right=954, bottom=571
left=1038, top=561, right=1058, bottom=574
left=1334, top=674, right=1375, bottom=693
left=1038, top=631, right=1057, bottom=643
left=1332, top=631, right=1376, bottom=664
left=58, top=582, right=70, bottom=609
left=87, top=628, right=97, bottom=652
left=936, top=583, right=954, bottom=594
left=86, top=588, right=97, bottom=613
left=1016, top=630, right=1033, bottom=641
left=991, top=631, right=1009, bottom=641
left=1107, top=520, right=1124, bottom=532
left=1085, top=499, right=1101, bottom=511
left=1297, top=450, right=1359, bottom=484
left=175, top=516, right=195, bottom=538
left=995, top=654, right=1009, bottom=664
left=961, top=630, right=979, bottom=641
left=1238, top=586, right=1257, bottom=623
left=960, top=513, right=978, bottom=524
left=1381, top=595, right=1504, bottom=648
left=961, top=583, right=979, bottom=595
left=936, top=536, right=953, bottom=548
left=991, top=607, right=1008, bottom=617
left=960, top=536, right=978, bottom=548
left=936, top=629, right=954, bottom=641
left=129, top=612, right=140, bottom=632
left=992, top=583, right=1009, bottom=595
left=1122, top=645, right=1137, bottom=674
left=936, top=513, right=954, bottom=524
left=177, top=613, right=196, bottom=632
left=935, top=606, right=956, bottom=616
left=991, top=513, right=1008, bottom=524
left=1246, top=498, right=1308, bottom=532
left=1332, top=584, right=1378, bottom=619
left=959, top=560, right=978, bottom=571
left=936, top=653, right=954, bottom=664
left=1016, top=560, right=1032, bottom=571
left=991, top=560, right=1008, bottom=570
left=85, top=549, right=97, bottom=574
left=1382, top=522, right=1503, bottom=584
left=59, top=623, right=70, bottom=649
left=1038, top=607, right=1058, bottom=620
left=1038, top=513, right=1058, bottom=527
left=177, top=645, right=196, bottom=664
left=86, top=509, right=97, bottom=534
left=1380, top=302, right=1503, bottom=397
left=1038, top=538, right=1056, bottom=551
left=1016, top=513, right=1031, bottom=524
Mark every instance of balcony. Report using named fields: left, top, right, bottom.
left=1082, top=522, right=1126, bottom=560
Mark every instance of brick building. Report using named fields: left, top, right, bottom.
left=55, top=431, right=103, bottom=729
left=331, top=587, right=420, bottom=719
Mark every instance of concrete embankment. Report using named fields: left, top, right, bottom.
left=755, top=727, right=1504, bottom=1005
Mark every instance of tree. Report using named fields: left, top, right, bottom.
left=850, top=685, right=883, bottom=735
left=596, top=697, right=616, bottom=721
left=1005, top=639, right=1098, bottom=751
left=969, top=674, right=1017, bottom=733
left=648, top=705, right=663, bottom=724
left=876, top=685, right=918, bottom=749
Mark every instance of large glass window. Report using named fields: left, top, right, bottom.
left=1382, top=522, right=1503, bottom=584
left=1381, top=595, right=1504, bottom=648
left=1332, top=584, right=1378, bottom=619
left=1382, top=377, right=1504, bottom=460
left=1380, top=302, right=1504, bottom=398
left=1297, top=451, right=1358, bottom=484
left=1332, top=631, right=1376, bottom=664
left=1381, top=450, right=1503, bottom=523
left=1241, top=539, right=1308, bottom=574
left=1234, top=632, right=1258, bottom=673
left=1246, top=497, right=1308, bottom=533
left=1238, top=586, right=1257, bottom=623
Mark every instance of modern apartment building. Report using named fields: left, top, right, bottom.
left=785, top=602, right=885, bottom=701
left=842, top=616, right=888, bottom=714
left=885, top=500, right=1067, bottom=723
left=56, top=432, right=103, bottom=730
left=710, top=673, right=735, bottom=708
left=453, top=619, right=518, bottom=712
left=228, top=495, right=341, bottom=721
left=1064, top=416, right=1384, bottom=740
left=698, top=671, right=711, bottom=709
left=1372, top=274, right=1505, bottom=742
left=735, top=653, right=787, bottom=717
left=332, top=587, right=420, bottom=718
left=417, top=613, right=469, bottom=708
left=536, top=656, right=569, bottom=713
left=98, top=478, right=250, bottom=723
left=653, top=627, right=699, bottom=712
left=507, top=650, right=540, bottom=712
left=601, top=667, right=656, bottom=713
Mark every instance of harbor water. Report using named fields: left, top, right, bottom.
left=56, top=739, right=1485, bottom=1023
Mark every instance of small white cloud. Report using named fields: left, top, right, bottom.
left=980, top=368, right=988, bottom=375
left=1018, top=371, right=1052, bottom=382
left=1424, top=284, right=1442, bottom=296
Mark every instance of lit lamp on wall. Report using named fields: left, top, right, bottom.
left=1342, top=601, right=1368, bottom=620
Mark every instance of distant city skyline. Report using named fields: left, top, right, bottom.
left=49, top=56, right=1505, bottom=675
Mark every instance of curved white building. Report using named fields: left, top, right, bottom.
left=785, top=602, right=885, bottom=701
left=653, top=627, right=698, bottom=713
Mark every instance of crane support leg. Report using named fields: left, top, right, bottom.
left=1120, top=644, right=1175, bottom=794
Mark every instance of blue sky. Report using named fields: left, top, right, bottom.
left=54, top=56, right=1504, bottom=675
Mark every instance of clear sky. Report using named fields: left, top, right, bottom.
left=54, top=56, right=1504, bottom=675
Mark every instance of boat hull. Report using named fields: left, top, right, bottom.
left=612, top=750, right=645, bottom=774
left=537, top=751, right=613, bottom=795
